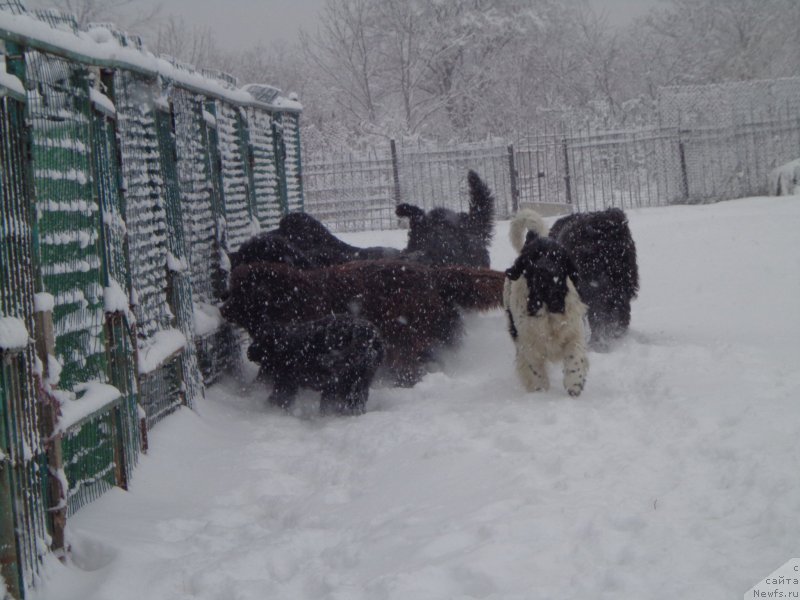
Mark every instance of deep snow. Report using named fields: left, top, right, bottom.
left=32, top=196, right=800, bottom=600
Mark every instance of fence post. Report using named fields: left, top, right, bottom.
left=0, top=438, right=21, bottom=599
left=678, top=134, right=690, bottom=201
left=507, top=144, right=519, bottom=214
left=33, top=307, right=67, bottom=556
left=389, top=139, right=402, bottom=205
left=562, top=135, right=573, bottom=205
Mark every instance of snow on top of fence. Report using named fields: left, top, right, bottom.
left=103, top=278, right=131, bottom=314
left=34, top=292, right=55, bottom=313
left=89, top=87, right=115, bottom=117
left=0, top=10, right=301, bottom=112
left=193, top=302, right=223, bottom=337
left=56, top=381, right=122, bottom=433
left=0, top=63, right=24, bottom=100
left=0, top=316, right=30, bottom=350
left=137, top=328, right=187, bottom=374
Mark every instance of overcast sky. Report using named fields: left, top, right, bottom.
left=152, top=0, right=658, bottom=53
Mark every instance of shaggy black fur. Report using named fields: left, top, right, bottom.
left=548, top=207, right=639, bottom=346
left=247, top=314, right=384, bottom=415
left=229, top=231, right=315, bottom=270
left=229, top=212, right=400, bottom=270
left=395, top=170, right=495, bottom=267
left=221, top=260, right=504, bottom=386
left=232, top=170, right=496, bottom=272
left=505, top=231, right=580, bottom=317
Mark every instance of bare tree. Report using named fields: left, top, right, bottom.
left=300, top=0, right=386, bottom=133
left=152, top=16, right=220, bottom=70
left=639, top=0, right=799, bottom=84
left=229, top=41, right=309, bottom=95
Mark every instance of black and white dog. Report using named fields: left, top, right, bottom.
left=395, top=170, right=495, bottom=268
left=548, top=207, right=639, bottom=347
left=504, top=210, right=588, bottom=396
left=246, top=314, right=384, bottom=416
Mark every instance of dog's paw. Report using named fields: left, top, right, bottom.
left=567, top=383, right=584, bottom=397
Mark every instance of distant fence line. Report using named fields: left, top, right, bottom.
left=304, top=96, right=800, bottom=232
left=0, top=4, right=303, bottom=598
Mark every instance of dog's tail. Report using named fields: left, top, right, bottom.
left=509, top=208, right=548, bottom=253
left=466, top=170, right=495, bottom=244
left=435, top=266, right=505, bottom=311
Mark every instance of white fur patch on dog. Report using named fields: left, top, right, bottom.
left=504, top=278, right=588, bottom=396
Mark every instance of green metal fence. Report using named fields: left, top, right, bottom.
left=0, top=81, right=49, bottom=600
left=0, top=3, right=303, bottom=597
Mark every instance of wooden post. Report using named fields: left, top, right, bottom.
left=0, top=354, right=23, bottom=600
left=562, top=136, right=573, bottom=205
left=389, top=139, right=402, bottom=205
left=679, top=136, right=690, bottom=201
left=33, top=307, right=67, bottom=557
left=507, top=144, right=519, bottom=215
left=110, top=404, right=128, bottom=490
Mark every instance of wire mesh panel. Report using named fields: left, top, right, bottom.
left=23, top=48, right=139, bottom=526
left=0, top=353, right=49, bottom=598
left=24, top=48, right=127, bottom=526
left=25, top=52, right=107, bottom=390
left=0, top=0, right=25, bottom=14
left=281, top=112, right=303, bottom=214
left=172, top=88, right=223, bottom=303
left=0, top=88, right=49, bottom=599
left=246, top=107, right=283, bottom=229
left=113, top=71, right=172, bottom=340
left=660, top=79, right=800, bottom=203
left=513, top=129, right=570, bottom=208
left=214, top=101, right=258, bottom=253
left=397, top=141, right=513, bottom=218
left=90, top=95, right=140, bottom=483
left=113, top=70, right=185, bottom=425
left=61, top=400, right=122, bottom=515
left=679, top=109, right=800, bottom=202
left=171, top=94, right=238, bottom=384
left=564, top=127, right=683, bottom=211
left=303, top=149, right=396, bottom=232
left=154, top=104, right=203, bottom=407
left=735, top=113, right=800, bottom=197
left=137, top=355, right=183, bottom=430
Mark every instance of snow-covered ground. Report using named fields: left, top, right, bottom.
left=33, top=196, right=800, bottom=600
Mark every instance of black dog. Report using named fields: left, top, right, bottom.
left=548, top=207, right=639, bottom=347
left=222, top=260, right=504, bottom=387
left=231, top=170, right=495, bottom=271
left=229, top=212, right=400, bottom=270
left=395, top=170, right=495, bottom=267
left=246, top=314, right=384, bottom=415
left=229, top=229, right=315, bottom=269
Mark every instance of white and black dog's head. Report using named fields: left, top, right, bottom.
left=504, top=231, right=580, bottom=316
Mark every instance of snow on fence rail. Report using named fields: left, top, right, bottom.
left=304, top=95, right=800, bottom=232
left=0, top=3, right=304, bottom=598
